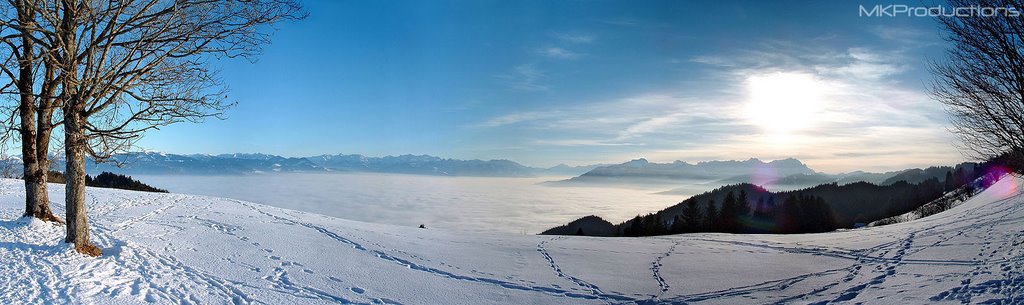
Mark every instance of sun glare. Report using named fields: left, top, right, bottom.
left=745, top=72, right=828, bottom=134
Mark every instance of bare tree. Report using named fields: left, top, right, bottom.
left=931, top=0, right=1024, bottom=169
left=0, top=0, right=62, bottom=223
left=30, top=0, right=303, bottom=256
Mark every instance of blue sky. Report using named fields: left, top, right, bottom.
left=137, top=0, right=962, bottom=172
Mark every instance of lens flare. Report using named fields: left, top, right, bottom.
left=982, top=165, right=1017, bottom=200
left=751, top=164, right=780, bottom=190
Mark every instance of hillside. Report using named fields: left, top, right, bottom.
left=0, top=175, right=1019, bottom=304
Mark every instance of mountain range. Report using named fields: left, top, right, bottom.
left=2, top=152, right=597, bottom=177
left=0, top=152, right=968, bottom=190
left=548, top=157, right=976, bottom=193
left=552, top=157, right=816, bottom=184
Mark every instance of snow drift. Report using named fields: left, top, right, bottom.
left=0, top=175, right=1020, bottom=304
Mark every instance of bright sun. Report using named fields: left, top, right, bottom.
left=745, top=72, right=828, bottom=134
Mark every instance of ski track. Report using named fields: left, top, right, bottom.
left=0, top=175, right=1020, bottom=304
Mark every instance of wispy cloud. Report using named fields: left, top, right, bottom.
left=496, top=64, right=548, bottom=91
left=600, top=18, right=641, bottom=27
left=815, top=47, right=907, bottom=80
left=536, top=47, right=582, bottom=59
left=472, top=93, right=750, bottom=149
left=533, top=139, right=640, bottom=147
left=476, top=110, right=564, bottom=127
left=496, top=31, right=592, bottom=91
left=616, top=113, right=689, bottom=141
left=869, top=25, right=941, bottom=48
left=553, top=32, right=596, bottom=44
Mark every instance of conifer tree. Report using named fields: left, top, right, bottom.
left=718, top=191, right=738, bottom=232
left=778, top=195, right=802, bottom=234
left=681, top=198, right=701, bottom=233
left=703, top=199, right=718, bottom=232
left=737, top=189, right=751, bottom=216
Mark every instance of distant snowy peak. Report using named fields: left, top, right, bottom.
left=767, top=157, right=808, bottom=167
left=689, top=163, right=980, bottom=192
left=306, top=153, right=535, bottom=177
left=625, top=158, right=650, bottom=167
left=72, top=152, right=539, bottom=177
left=563, top=156, right=976, bottom=189
left=578, top=157, right=816, bottom=180
left=215, top=153, right=282, bottom=160
left=692, top=157, right=809, bottom=169
left=535, top=163, right=607, bottom=176
left=85, top=152, right=322, bottom=175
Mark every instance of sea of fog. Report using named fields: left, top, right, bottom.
left=134, top=172, right=706, bottom=234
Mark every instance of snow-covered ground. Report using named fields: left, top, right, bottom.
left=0, top=175, right=1021, bottom=304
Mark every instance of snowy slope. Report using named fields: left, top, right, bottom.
left=0, top=175, right=1021, bottom=304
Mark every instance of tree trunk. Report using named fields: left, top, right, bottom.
left=18, top=85, right=39, bottom=218
left=30, top=60, right=61, bottom=223
left=13, top=0, right=60, bottom=223
left=18, top=91, right=44, bottom=221
left=15, top=5, right=42, bottom=220
left=63, top=104, right=100, bottom=256
left=31, top=122, right=58, bottom=222
left=29, top=130, right=59, bottom=222
left=57, top=0, right=99, bottom=257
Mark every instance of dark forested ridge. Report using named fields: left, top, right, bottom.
left=46, top=171, right=168, bottom=193
left=541, top=215, right=617, bottom=236
left=543, top=161, right=1009, bottom=237
left=88, top=172, right=169, bottom=193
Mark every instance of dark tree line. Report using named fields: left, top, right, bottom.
left=47, top=171, right=167, bottom=193
left=622, top=190, right=835, bottom=236
left=87, top=173, right=168, bottom=193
